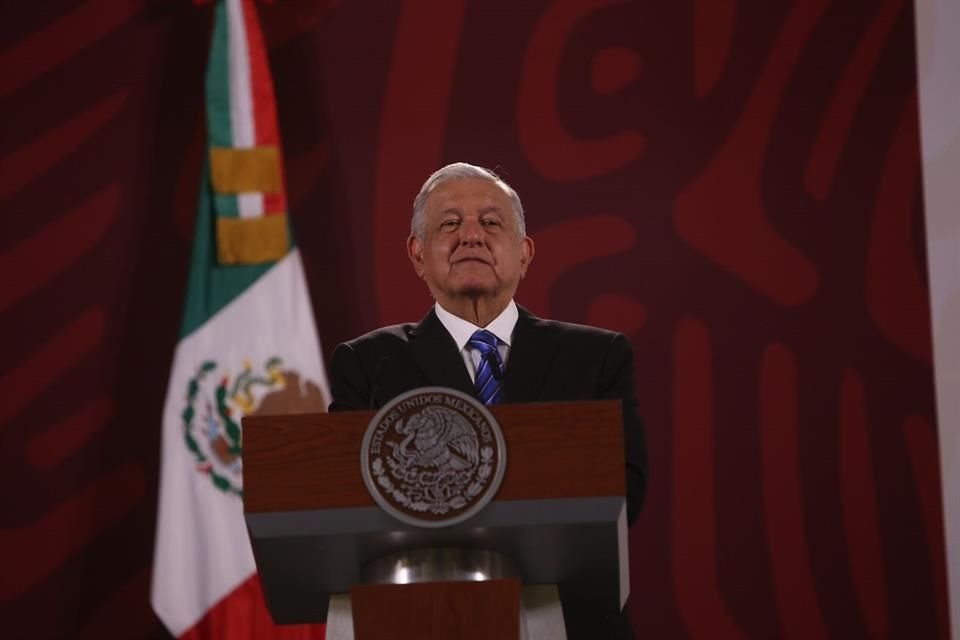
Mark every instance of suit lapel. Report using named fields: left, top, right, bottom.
left=502, top=306, right=558, bottom=403
left=408, top=308, right=476, bottom=397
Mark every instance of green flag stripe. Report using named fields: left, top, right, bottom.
left=205, top=1, right=233, bottom=150
left=179, top=167, right=272, bottom=338
left=179, top=167, right=300, bottom=339
left=214, top=193, right=240, bottom=217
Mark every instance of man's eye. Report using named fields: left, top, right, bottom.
left=441, top=220, right=459, bottom=229
left=481, top=219, right=501, bottom=227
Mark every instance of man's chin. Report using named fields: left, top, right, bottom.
left=447, top=278, right=501, bottom=299
left=454, top=285, right=496, bottom=298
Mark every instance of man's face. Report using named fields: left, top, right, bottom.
left=408, top=178, right=534, bottom=309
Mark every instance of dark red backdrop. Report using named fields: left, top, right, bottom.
left=0, top=0, right=948, bottom=637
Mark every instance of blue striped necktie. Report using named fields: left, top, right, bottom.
left=468, top=329, right=503, bottom=406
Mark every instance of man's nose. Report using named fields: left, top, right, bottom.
left=459, top=218, right=483, bottom=244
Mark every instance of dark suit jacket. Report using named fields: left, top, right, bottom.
left=328, top=306, right=648, bottom=639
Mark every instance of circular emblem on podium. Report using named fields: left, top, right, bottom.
left=360, top=387, right=507, bottom=528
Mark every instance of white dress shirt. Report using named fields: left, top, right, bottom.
left=434, top=300, right=518, bottom=383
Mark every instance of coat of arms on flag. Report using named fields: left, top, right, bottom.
left=182, top=358, right=327, bottom=496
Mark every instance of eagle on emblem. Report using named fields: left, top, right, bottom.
left=390, top=406, right=480, bottom=472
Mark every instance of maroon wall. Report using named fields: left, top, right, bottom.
left=0, top=0, right=948, bottom=637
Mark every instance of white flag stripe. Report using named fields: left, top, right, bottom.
left=151, top=249, right=328, bottom=636
left=238, top=192, right=264, bottom=218
left=226, top=0, right=255, bottom=149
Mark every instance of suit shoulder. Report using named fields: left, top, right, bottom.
left=534, top=317, right=624, bottom=343
left=341, top=323, right=417, bottom=351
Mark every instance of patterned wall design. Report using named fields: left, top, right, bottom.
left=0, top=0, right=948, bottom=637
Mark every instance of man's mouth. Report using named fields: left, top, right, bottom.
left=452, top=256, right=491, bottom=265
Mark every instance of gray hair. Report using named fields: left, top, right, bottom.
left=411, top=162, right=526, bottom=239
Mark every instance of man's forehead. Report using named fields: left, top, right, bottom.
left=425, top=178, right=511, bottom=211
left=437, top=204, right=505, bottom=217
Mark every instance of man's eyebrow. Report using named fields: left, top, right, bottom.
left=478, top=206, right=502, bottom=214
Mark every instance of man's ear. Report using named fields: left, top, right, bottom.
left=407, top=235, right=425, bottom=278
left=519, top=236, right=535, bottom=278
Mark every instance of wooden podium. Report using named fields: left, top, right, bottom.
left=243, top=400, right=629, bottom=639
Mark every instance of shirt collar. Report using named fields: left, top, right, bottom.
left=434, top=300, right=518, bottom=351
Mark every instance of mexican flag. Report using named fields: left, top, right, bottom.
left=151, top=0, right=328, bottom=637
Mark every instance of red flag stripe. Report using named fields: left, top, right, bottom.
left=179, top=574, right=325, bottom=640
left=239, top=0, right=287, bottom=215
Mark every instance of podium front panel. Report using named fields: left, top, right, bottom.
left=243, top=401, right=629, bottom=623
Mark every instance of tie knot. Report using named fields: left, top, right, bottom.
left=468, top=329, right=499, bottom=354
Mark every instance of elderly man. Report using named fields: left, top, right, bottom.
left=329, top=162, right=647, bottom=639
